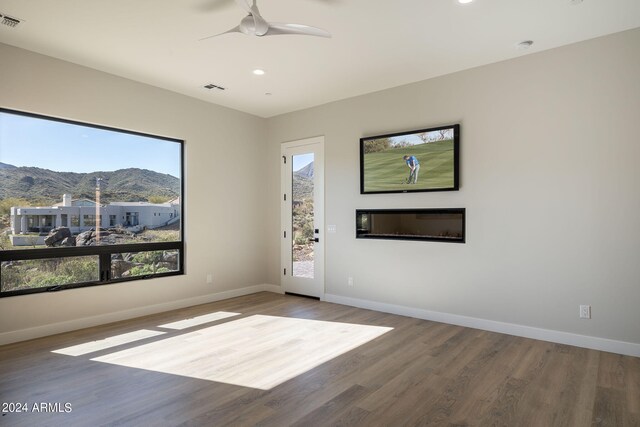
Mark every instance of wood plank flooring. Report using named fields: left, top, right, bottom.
left=0, top=292, right=638, bottom=426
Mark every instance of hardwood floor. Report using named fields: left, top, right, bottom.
left=0, top=292, right=638, bottom=426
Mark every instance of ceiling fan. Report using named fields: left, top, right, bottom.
left=200, top=0, right=331, bottom=40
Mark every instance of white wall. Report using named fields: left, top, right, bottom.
left=266, top=29, right=640, bottom=347
left=0, top=43, right=268, bottom=341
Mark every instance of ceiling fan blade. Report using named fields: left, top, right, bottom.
left=199, top=25, right=241, bottom=41
left=265, top=23, right=331, bottom=38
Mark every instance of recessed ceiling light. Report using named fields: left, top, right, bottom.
left=253, top=69, right=265, bottom=76
left=265, top=92, right=272, bottom=96
left=458, top=0, right=474, bottom=4
left=570, top=0, right=583, bottom=4
left=516, top=40, right=534, bottom=50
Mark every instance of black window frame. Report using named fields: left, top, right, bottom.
left=0, top=108, right=185, bottom=298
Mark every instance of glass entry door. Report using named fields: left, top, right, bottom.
left=281, top=137, right=324, bottom=298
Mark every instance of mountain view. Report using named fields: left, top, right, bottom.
left=0, top=164, right=180, bottom=205
left=294, top=161, right=314, bottom=179
left=293, top=161, right=314, bottom=201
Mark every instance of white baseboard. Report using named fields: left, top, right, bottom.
left=263, top=283, right=284, bottom=294
left=324, top=293, right=640, bottom=357
left=0, top=284, right=279, bottom=346
left=7, top=285, right=635, bottom=357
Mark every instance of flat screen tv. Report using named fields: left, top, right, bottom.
left=360, top=124, right=459, bottom=194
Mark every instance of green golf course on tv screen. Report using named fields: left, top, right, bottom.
left=360, top=124, right=460, bottom=194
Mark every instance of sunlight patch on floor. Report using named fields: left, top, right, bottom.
left=158, top=311, right=240, bottom=330
left=52, top=329, right=166, bottom=356
left=91, top=315, right=393, bottom=390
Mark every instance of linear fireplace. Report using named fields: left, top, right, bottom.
left=356, top=208, right=465, bottom=243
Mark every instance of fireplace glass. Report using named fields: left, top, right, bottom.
left=356, top=209, right=465, bottom=243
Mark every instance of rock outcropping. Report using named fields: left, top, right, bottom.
left=44, top=227, right=134, bottom=247
left=44, top=227, right=75, bottom=247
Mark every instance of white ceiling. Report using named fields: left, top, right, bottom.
left=1, top=0, right=639, bottom=118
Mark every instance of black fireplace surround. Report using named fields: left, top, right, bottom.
left=356, top=208, right=465, bottom=243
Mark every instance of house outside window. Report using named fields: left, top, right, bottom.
left=125, top=212, right=139, bottom=227
left=83, top=215, right=96, bottom=227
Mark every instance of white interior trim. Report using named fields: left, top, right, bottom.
left=0, top=284, right=280, bottom=346
left=324, top=293, right=640, bottom=357
left=280, top=136, right=325, bottom=300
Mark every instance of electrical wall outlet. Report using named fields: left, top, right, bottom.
left=348, top=277, right=354, bottom=287
left=206, top=273, right=213, bottom=284
left=579, top=305, right=591, bottom=319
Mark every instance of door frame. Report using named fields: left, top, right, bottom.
left=280, top=136, right=325, bottom=300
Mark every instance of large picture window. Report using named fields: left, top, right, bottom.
left=0, top=108, right=184, bottom=297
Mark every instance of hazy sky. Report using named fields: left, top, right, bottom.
left=0, top=111, right=181, bottom=177
left=388, top=128, right=454, bottom=146
left=390, top=134, right=423, bottom=146
left=292, top=153, right=313, bottom=172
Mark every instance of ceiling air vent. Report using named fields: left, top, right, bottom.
left=204, top=83, right=225, bottom=91
left=0, top=14, right=22, bottom=28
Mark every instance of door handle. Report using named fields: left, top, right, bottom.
left=308, top=237, right=319, bottom=243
